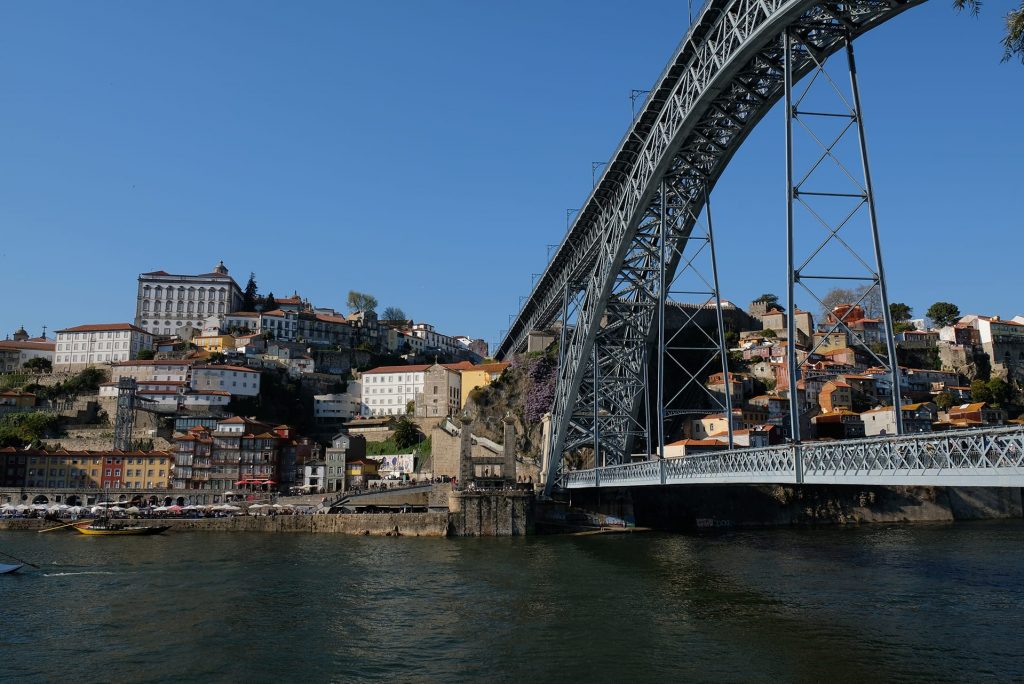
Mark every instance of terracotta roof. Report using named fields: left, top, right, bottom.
left=57, top=323, right=150, bottom=335
left=193, top=364, right=259, bottom=373
left=666, top=439, right=728, bottom=447
left=464, top=362, right=510, bottom=374
left=112, top=358, right=193, bottom=367
left=314, top=314, right=350, bottom=325
left=0, top=339, right=56, bottom=352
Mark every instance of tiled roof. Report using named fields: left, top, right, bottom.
left=112, top=359, right=193, bottom=367
left=193, top=364, right=259, bottom=373
left=57, top=323, right=150, bottom=335
left=0, top=339, right=56, bottom=352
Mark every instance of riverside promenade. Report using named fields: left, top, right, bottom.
left=0, top=512, right=451, bottom=536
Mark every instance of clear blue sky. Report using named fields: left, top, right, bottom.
left=1, top=1, right=1021, bottom=349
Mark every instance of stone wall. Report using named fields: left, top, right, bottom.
left=0, top=513, right=450, bottom=537
left=562, top=484, right=1024, bottom=530
left=447, top=491, right=534, bottom=536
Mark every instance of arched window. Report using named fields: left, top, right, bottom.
left=187, top=302, right=194, bottom=313
left=154, top=286, right=163, bottom=299
left=218, top=302, right=225, bottom=314
left=143, top=301, right=150, bottom=311
left=164, top=301, right=173, bottom=313
left=197, top=302, right=205, bottom=315
left=188, top=287, right=195, bottom=300
left=177, top=301, right=184, bottom=313
left=198, top=288, right=206, bottom=300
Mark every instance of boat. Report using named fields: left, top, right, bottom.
left=0, top=563, right=24, bottom=574
left=74, top=519, right=170, bottom=536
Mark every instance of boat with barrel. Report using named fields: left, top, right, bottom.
left=73, top=518, right=170, bottom=536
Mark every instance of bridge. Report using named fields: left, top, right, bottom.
left=494, top=0, right=1019, bottom=494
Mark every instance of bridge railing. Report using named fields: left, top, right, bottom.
left=562, top=427, right=1024, bottom=489
left=801, top=427, right=1024, bottom=481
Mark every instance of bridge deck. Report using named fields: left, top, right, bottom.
left=562, top=427, right=1024, bottom=489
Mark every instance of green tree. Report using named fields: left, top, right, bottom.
left=136, top=349, right=155, bottom=360
left=754, top=293, right=783, bottom=311
left=23, top=357, right=52, bottom=374
left=382, top=306, right=407, bottom=322
left=242, top=272, right=259, bottom=311
left=971, top=379, right=993, bottom=404
left=955, top=0, right=1024, bottom=62
left=926, top=301, right=961, bottom=328
left=761, top=328, right=778, bottom=339
left=889, top=302, right=912, bottom=322
left=987, top=377, right=1012, bottom=406
left=935, top=391, right=955, bottom=411
left=393, top=417, right=420, bottom=449
left=263, top=292, right=278, bottom=311
left=347, top=291, right=378, bottom=312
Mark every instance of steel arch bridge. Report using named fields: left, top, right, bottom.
left=494, top=0, right=1024, bottom=495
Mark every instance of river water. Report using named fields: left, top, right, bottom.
left=2, top=521, right=1023, bottom=683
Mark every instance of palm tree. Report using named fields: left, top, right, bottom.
left=955, top=0, right=1024, bottom=62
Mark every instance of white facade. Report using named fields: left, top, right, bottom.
left=314, top=385, right=360, bottom=423
left=0, top=338, right=55, bottom=371
left=135, top=261, right=243, bottom=336
left=54, top=324, right=153, bottom=371
left=361, top=367, right=426, bottom=417
left=190, top=365, right=261, bottom=397
left=110, top=359, right=193, bottom=384
left=410, top=323, right=461, bottom=356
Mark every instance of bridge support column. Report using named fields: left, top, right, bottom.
left=783, top=29, right=904, bottom=439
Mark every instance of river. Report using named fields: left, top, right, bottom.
left=2, top=521, right=1023, bottom=682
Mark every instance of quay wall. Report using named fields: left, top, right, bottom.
left=562, top=485, right=1024, bottom=530
left=0, top=513, right=450, bottom=537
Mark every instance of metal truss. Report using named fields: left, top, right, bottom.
left=563, top=427, right=1024, bottom=489
left=492, top=0, right=925, bottom=496
left=784, top=29, right=903, bottom=439
left=655, top=182, right=734, bottom=455
left=113, top=377, right=137, bottom=451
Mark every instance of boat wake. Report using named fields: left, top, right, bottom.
left=43, top=571, right=118, bottom=577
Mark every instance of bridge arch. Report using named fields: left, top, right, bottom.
left=496, top=0, right=929, bottom=494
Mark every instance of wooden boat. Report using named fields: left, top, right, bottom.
left=74, top=520, right=170, bottom=536
left=0, top=563, right=24, bottom=574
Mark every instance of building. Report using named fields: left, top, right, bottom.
left=344, top=458, right=380, bottom=489
left=416, top=363, right=465, bottom=418
left=190, top=365, right=261, bottom=397
left=0, top=327, right=55, bottom=371
left=322, top=432, right=367, bottom=493
left=861, top=403, right=937, bottom=436
left=192, top=333, right=237, bottom=353
left=962, top=315, right=1024, bottom=381
left=135, top=261, right=243, bottom=336
left=819, top=381, right=853, bottom=413
left=662, top=438, right=730, bottom=457
left=4, top=449, right=172, bottom=490
left=314, top=389, right=361, bottom=424
left=54, top=323, right=153, bottom=371
left=110, top=359, right=194, bottom=383
left=812, top=410, right=865, bottom=439
left=946, top=402, right=1006, bottom=428
left=459, top=362, right=510, bottom=407
left=172, top=417, right=296, bottom=491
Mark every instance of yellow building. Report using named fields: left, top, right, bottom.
left=345, top=458, right=379, bottom=489
left=192, top=334, right=237, bottom=353
left=14, top=449, right=173, bottom=490
left=459, top=362, right=511, bottom=407
left=120, top=452, right=174, bottom=490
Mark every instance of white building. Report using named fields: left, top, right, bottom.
left=135, top=261, right=243, bottom=337
left=54, top=323, right=153, bottom=371
left=314, top=384, right=361, bottom=424
left=110, top=359, right=194, bottom=383
left=409, top=323, right=461, bottom=357
left=190, top=365, right=261, bottom=397
left=0, top=327, right=55, bottom=371
left=361, top=365, right=427, bottom=417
